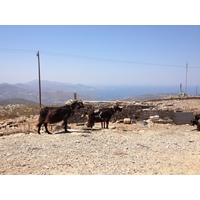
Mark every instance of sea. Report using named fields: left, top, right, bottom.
left=78, top=85, right=199, bottom=101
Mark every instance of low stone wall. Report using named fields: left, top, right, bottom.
left=0, top=101, right=195, bottom=136
left=68, top=101, right=175, bottom=124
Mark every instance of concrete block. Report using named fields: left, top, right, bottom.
left=173, top=112, right=193, bottom=125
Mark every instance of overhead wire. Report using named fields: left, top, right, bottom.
left=0, top=47, right=199, bottom=69
left=0, top=48, right=36, bottom=54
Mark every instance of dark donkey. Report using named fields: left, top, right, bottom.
left=37, top=100, right=84, bottom=134
left=191, top=114, right=200, bottom=131
left=86, top=104, right=123, bottom=129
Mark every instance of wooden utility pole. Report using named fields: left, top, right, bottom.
left=74, top=93, right=77, bottom=100
left=36, top=51, right=42, bottom=108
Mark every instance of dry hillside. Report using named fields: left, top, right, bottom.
left=0, top=97, right=200, bottom=175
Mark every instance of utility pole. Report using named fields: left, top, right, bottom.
left=180, top=83, right=182, bottom=93
left=73, top=92, right=77, bottom=100
left=185, top=61, right=188, bottom=95
left=36, top=51, right=42, bottom=108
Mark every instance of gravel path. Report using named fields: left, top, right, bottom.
left=1, top=122, right=200, bottom=175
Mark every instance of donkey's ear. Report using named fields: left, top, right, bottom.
left=65, top=99, right=73, bottom=104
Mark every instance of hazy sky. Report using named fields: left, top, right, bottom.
left=0, top=25, right=200, bottom=87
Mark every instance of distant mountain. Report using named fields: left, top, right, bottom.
left=0, top=80, right=180, bottom=105
left=0, top=83, right=35, bottom=100
left=0, top=80, right=100, bottom=105
left=24, top=80, right=96, bottom=92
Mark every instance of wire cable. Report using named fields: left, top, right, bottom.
left=0, top=47, right=199, bottom=69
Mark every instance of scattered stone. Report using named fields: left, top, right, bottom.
left=123, top=118, right=132, bottom=124
left=149, top=115, right=159, bottom=122
left=141, top=120, right=148, bottom=126
left=116, top=119, right=124, bottom=123
left=154, top=119, right=173, bottom=124
left=165, top=102, right=174, bottom=106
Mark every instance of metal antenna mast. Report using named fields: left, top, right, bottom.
left=36, top=51, right=42, bottom=108
left=185, top=61, right=188, bottom=94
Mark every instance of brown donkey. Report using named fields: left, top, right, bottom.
left=37, top=100, right=84, bottom=134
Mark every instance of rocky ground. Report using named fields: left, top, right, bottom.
left=0, top=98, right=200, bottom=175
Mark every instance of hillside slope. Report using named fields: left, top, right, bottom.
left=0, top=80, right=99, bottom=105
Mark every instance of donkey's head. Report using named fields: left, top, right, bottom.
left=71, top=100, right=84, bottom=110
left=113, top=104, right=123, bottom=112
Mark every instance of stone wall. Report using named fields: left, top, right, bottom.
left=68, top=101, right=175, bottom=124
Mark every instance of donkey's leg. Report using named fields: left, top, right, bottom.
left=104, top=121, right=106, bottom=128
left=37, top=123, right=42, bottom=134
left=106, top=120, right=109, bottom=129
left=197, top=123, right=200, bottom=131
left=101, top=121, right=104, bottom=128
left=44, top=123, right=52, bottom=134
left=64, top=119, right=70, bottom=133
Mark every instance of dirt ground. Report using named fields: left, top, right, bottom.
left=1, top=98, right=200, bottom=175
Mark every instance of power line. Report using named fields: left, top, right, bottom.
left=41, top=50, right=186, bottom=68
left=0, top=47, right=200, bottom=69
left=0, top=48, right=36, bottom=54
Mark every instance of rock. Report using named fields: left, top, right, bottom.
left=123, top=118, right=132, bottom=124
left=149, top=115, right=159, bottom=121
left=154, top=119, right=173, bottom=124
left=141, top=120, right=148, bottom=126
left=116, top=119, right=124, bottom=123
left=165, top=102, right=174, bottom=106
left=7, top=120, right=14, bottom=125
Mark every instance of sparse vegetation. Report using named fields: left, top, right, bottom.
left=0, top=104, right=39, bottom=120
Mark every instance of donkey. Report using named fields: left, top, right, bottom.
left=37, top=100, right=84, bottom=134
left=84, top=109, right=105, bottom=128
left=191, top=114, right=200, bottom=131
left=86, top=104, right=123, bottom=129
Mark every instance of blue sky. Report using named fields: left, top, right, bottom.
left=0, top=25, right=200, bottom=87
